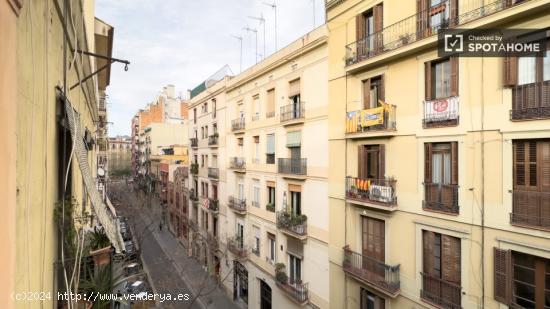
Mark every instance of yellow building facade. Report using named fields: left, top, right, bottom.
left=326, top=0, right=550, bottom=308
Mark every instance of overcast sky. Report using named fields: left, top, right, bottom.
left=96, top=0, right=326, bottom=136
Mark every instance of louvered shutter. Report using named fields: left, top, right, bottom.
left=267, top=89, right=275, bottom=116
left=450, top=57, right=459, bottom=97
left=358, top=145, right=366, bottom=179
left=425, top=143, right=433, bottom=183
left=539, top=142, right=550, bottom=221
left=494, top=248, right=511, bottom=304
left=416, top=0, right=428, bottom=39
left=379, top=75, right=385, bottom=101
left=425, top=61, right=432, bottom=100
left=442, top=235, right=461, bottom=284
left=363, top=79, right=371, bottom=109
left=356, top=13, right=365, bottom=40
left=503, top=56, right=518, bottom=87
left=289, top=79, right=300, bottom=97
left=513, top=141, right=526, bottom=189
left=451, top=141, right=459, bottom=185
left=423, top=230, right=436, bottom=276
left=373, top=4, right=383, bottom=53
left=379, top=144, right=386, bottom=179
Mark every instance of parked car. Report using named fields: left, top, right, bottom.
left=124, top=262, right=139, bottom=276
left=127, top=280, right=145, bottom=294
left=124, top=240, right=136, bottom=259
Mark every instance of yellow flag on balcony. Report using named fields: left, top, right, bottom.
left=360, top=107, right=384, bottom=127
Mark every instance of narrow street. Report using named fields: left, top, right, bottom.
left=109, top=181, right=239, bottom=309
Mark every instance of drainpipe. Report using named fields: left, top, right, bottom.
left=480, top=56, right=486, bottom=309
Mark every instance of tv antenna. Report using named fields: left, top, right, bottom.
left=231, top=34, right=243, bottom=73
left=243, top=26, right=258, bottom=64
left=248, top=13, right=266, bottom=60
left=262, top=1, right=277, bottom=52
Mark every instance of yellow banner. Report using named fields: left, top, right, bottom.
left=360, top=107, right=384, bottom=127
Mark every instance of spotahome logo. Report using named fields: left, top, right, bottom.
left=438, top=29, right=547, bottom=57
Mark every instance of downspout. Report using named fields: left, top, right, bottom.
left=480, top=56, right=486, bottom=309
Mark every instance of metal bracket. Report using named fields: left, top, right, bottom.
left=69, top=49, right=130, bottom=90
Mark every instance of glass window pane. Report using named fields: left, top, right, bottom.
left=544, top=50, right=550, bottom=81
left=518, top=57, right=537, bottom=85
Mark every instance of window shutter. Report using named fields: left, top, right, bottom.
left=358, top=145, right=366, bottom=179
left=449, top=0, right=458, bottom=26
left=373, top=4, right=383, bottom=52
left=363, top=79, right=371, bottom=109
left=451, top=141, right=458, bottom=185
left=356, top=13, right=365, bottom=40
left=442, top=235, right=461, bottom=284
left=379, top=75, right=386, bottom=102
left=289, top=79, right=301, bottom=97
left=266, top=134, right=275, bottom=154
left=424, top=143, right=433, bottom=183
left=267, top=89, right=275, bottom=115
left=450, top=57, right=459, bottom=97
left=540, top=141, right=550, bottom=192
left=286, top=131, right=301, bottom=147
left=513, top=141, right=526, bottom=189
left=379, top=144, right=386, bottom=179
left=422, top=230, right=436, bottom=276
left=494, top=248, right=511, bottom=305
left=416, top=0, right=428, bottom=39
left=425, top=61, right=432, bottom=100
left=503, top=56, right=518, bottom=87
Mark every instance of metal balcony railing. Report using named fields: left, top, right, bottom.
left=190, top=138, right=198, bottom=148
left=511, top=190, right=550, bottom=230
left=345, top=0, right=528, bottom=65
left=278, top=158, right=307, bottom=175
left=208, top=134, right=219, bottom=146
left=346, top=105, right=396, bottom=134
left=420, top=272, right=462, bottom=309
left=208, top=198, right=219, bottom=212
left=343, top=246, right=400, bottom=295
left=345, top=177, right=397, bottom=206
left=229, top=157, right=246, bottom=170
left=275, top=270, right=309, bottom=304
left=231, top=118, right=246, bottom=131
left=189, top=189, right=198, bottom=201
left=423, top=183, right=459, bottom=214
left=208, top=167, right=219, bottom=180
left=228, top=196, right=247, bottom=213
left=510, top=81, right=550, bottom=120
left=190, top=163, right=198, bottom=175
left=280, top=102, right=305, bottom=123
left=276, top=211, right=307, bottom=236
left=227, top=236, right=248, bottom=258
left=423, top=97, right=460, bottom=128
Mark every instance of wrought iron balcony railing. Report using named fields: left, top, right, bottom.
left=423, top=183, right=459, bottom=214
left=231, top=118, right=246, bottom=132
left=208, top=134, right=219, bottom=146
left=280, top=103, right=305, bottom=123
left=229, top=157, right=246, bottom=170
left=277, top=158, right=307, bottom=175
left=345, top=0, right=528, bottom=66
left=189, top=189, right=198, bottom=201
left=190, top=138, right=198, bottom=148
left=208, top=167, right=219, bottom=180
left=346, top=105, right=396, bottom=134
left=276, top=211, right=307, bottom=236
left=227, top=236, right=248, bottom=259
left=275, top=270, right=309, bottom=304
left=420, top=272, right=462, bottom=309
left=208, top=198, right=219, bottom=212
left=228, top=196, right=247, bottom=213
left=345, top=177, right=397, bottom=207
left=510, top=81, right=550, bottom=121
left=511, top=190, right=550, bottom=230
left=423, top=97, right=460, bottom=128
left=190, top=163, right=198, bottom=175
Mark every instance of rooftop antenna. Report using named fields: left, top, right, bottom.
left=262, top=1, right=277, bottom=52
left=231, top=34, right=243, bottom=73
left=243, top=26, right=258, bottom=64
left=248, top=13, right=266, bottom=60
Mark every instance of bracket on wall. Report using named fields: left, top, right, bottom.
left=69, top=49, right=130, bottom=90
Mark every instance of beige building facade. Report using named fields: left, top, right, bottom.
left=326, top=0, right=550, bottom=308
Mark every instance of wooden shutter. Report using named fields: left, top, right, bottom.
left=416, top=0, right=428, bottom=39
left=362, top=79, right=371, bottom=109
left=425, top=61, right=432, bottom=100
left=379, top=75, right=385, bottom=102
left=425, top=143, right=433, bottom=183
left=450, top=57, right=459, bottom=97
left=358, top=145, right=366, bottom=179
left=494, top=248, right=511, bottom=304
left=503, top=56, right=518, bottom=87
left=379, top=144, right=386, bottom=179
left=356, top=13, right=366, bottom=40
left=449, top=0, right=458, bottom=26
left=289, top=79, right=300, bottom=97
left=362, top=217, right=385, bottom=262
left=442, top=235, right=461, bottom=284
left=373, top=4, right=383, bottom=52
left=513, top=141, right=526, bottom=189
left=267, top=89, right=275, bottom=115
left=451, top=141, right=458, bottom=185
left=422, top=230, right=436, bottom=276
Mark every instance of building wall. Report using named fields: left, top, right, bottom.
left=327, top=0, right=550, bottom=308
left=145, top=123, right=188, bottom=156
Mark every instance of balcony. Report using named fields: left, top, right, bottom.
left=206, top=233, right=219, bottom=250
left=276, top=211, right=307, bottom=240
left=189, top=189, right=198, bottom=202
left=345, top=0, right=528, bottom=66
left=208, top=134, right=219, bottom=147
left=207, top=198, right=219, bottom=213
left=345, top=177, right=397, bottom=210
left=231, top=118, right=246, bottom=133
left=228, top=196, right=247, bottom=215
left=227, top=236, right=248, bottom=259
left=420, top=272, right=462, bottom=309
left=423, top=183, right=459, bottom=214
left=275, top=269, right=309, bottom=305
left=423, top=97, right=459, bottom=128
left=208, top=167, right=219, bottom=180
left=278, top=158, right=307, bottom=178
left=511, top=190, right=550, bottom=230
left=229, top=157, right=246, bottom=172
left=510, top=81, right=550, bottom=121
left=280, top=103, right=305, bottom=124
left=343, top=246, right=400, bottom=297
left=190, top=137, right=198, bottom=148
left=345, top=105, right=397, bottom=137
left=190, top=163, right=198, bottom=175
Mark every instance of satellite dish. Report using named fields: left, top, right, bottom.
left=98, top=168, right=105, bottom=177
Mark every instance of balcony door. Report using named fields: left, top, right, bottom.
left=290, top=188, right=301, bottom=216
left=260, top=280, right=272, bottom=309
left=424, top=142, right=458, bottom=213
left=362, top=216, right=385, bottom=277
left=358, top=144, right=385, bottom=180
left=236, top=221, right=244, bottom=248
left=288, top=254, right=302, bottom=283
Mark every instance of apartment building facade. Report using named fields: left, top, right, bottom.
left=187, top=76, right=229, bottom=280
left=326, top=0, right=550, bottom=308
left=221, top=26, right=330, bottom=309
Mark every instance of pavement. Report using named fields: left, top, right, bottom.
left=110, top=182, right=240, bottom=309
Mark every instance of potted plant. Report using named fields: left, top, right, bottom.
left=275, top=263, right=287, bottom=284
left=88, top=229, right=112, bottom=266
left=266, top=203, right=275, bottom=212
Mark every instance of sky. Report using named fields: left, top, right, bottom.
left=95, top=0, right=326, bottom=136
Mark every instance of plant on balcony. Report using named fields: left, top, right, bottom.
left=291, top=214, right=307, bottom=225
left=266, top=203, right=275, bottom=212
left=275, top=263, right=287, bottom=283
left=88, top=228, right=111, bottom=251
left=54, top=197, right=79, bottom=258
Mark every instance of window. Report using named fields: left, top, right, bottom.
left=253, top=226, right=260, bottom=256
left=424, top=142, right=459, bottom=214
left=267, top=233, right=276, bottom=264
left=253, top=95, right=260, bottom=120
left=288, top=254, right=302, bottom=283
left=266, top=134, right=275, bottom=164
left=355, top=4, right=383, bottom=55
left=360, top=288, right=385, bottom=309
left=506, top=41, right=550, bottom=86
left=212, top=155, right=218, bottom=168
left=362, top=216, right=385, bottom=263
left=290, top=188, right=301, bottom=215
left=253, top=180, right=260, bottom=208
left=267, top=183, right=276, bottom=210
left=193, top=108, right=197, bottom=124
left=238, top=102, right=244, bottom=119
left=213, top=123, right=217, bottom=134
left=212, top=98, right=217, bottom=118
left=422, top=231, right=461, bottom=309
left=518, top=56, right=537, bottom=85
left=362, top=76, right=385, bottom=109
left=358, top=144, right=385, bottom=180
left=425, top=57, right=458, bottom=100
left=266, top=89, right=275, bottom=118
left=253, top=136, right=260, bottom=163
